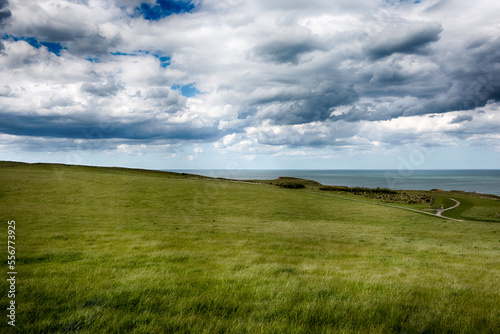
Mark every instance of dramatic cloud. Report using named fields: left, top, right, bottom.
left=0, top=0, right=499, bottom=169
left=450, top=114, right=473, bottom=124
left=364, top=22, right=443, bottom=60
left=0, top=0, right=11, bottom=51
left=0, top=0, right=11, bottom=25
left=81, top=79, right=124, bottom=97
left=252, top=35, right=323, bottom=65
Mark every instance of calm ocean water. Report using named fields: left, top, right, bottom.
left=170, top=170, right=500, bottom=196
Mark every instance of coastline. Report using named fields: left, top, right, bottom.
left=170, top=169, right=500, bottom=197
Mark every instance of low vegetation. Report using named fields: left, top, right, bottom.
left=0, top=162, right=499, bottom=333
left=319, top=185, right=434, bottom=204
left=266, top=177, right=321, bottom=190
left=276, top=181, right=306, bottom=189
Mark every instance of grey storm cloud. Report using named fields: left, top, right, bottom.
left=32, top=23, right=86, bottom=43
left=0, top=7, right=10, bottom=23
left=365, top=22, right=443, bottom=60
left=0, top=85, right=12, bottom=96
left=450, top=114, right=473, bottom=124
left=0, top=0, right=11, bottom=24
left=253, top=84, right=358, bottom=125
left=252, top=38, right=323, bottom=65
left=4, top=2, right=121, bottom=57
left=0, top=0, right=9, bottom=9
left=335, top=35, right=500, bottom=123
left=68, top=34, right=122, bottom=56
left=0, top=0, right=11, bottom=51
left=81, top=80, right=125, bottom=97
left=0, top=112, right=221, bottom=142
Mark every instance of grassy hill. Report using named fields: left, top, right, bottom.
left=1, top=162, right=499, bottom=333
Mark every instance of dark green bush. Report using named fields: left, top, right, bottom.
left=277, top=182, right=305, bottom=189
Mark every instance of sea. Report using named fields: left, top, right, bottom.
left=170, top=169, right=500, bottom=196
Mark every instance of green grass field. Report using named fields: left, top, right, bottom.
left=1, top=162, right=499, bottom=333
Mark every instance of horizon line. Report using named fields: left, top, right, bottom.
left=2, top=161, right=500, bottom=172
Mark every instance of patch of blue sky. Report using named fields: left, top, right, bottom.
left=154, top=55, right=171, bottom=68
left=110, top=51, right=134, bottom=56
left=172, top=83, right=200, bottom=97
left=136, top=0, right=195, bottom=21
left=2, top=35, right=64, bottom=56
left=39, top=42, right=63, bottom=56
left=111, top=51, right=171, bottom=67
left=85, top=57, right=102, bottom=63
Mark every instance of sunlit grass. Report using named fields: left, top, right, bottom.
left=0, top=162, right=499, bottom=333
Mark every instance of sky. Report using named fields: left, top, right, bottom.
left=0, top=0, right=499, bottom=170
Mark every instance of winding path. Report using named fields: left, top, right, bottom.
left=435, top=198, right=461, bottom=217
left=305, top=191, right=464, bottom=222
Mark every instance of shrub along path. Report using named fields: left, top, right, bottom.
left=306, top=191, right=464, bottom=221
